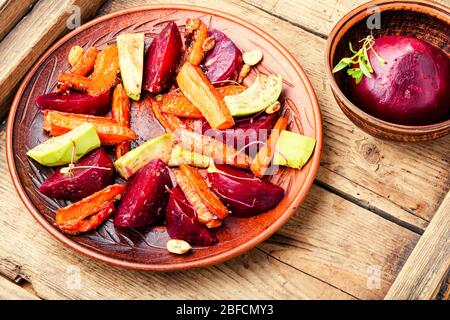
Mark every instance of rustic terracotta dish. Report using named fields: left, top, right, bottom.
left=326, top=0, right=450, bottom=142
left=6, top=5, right=322, bottom=271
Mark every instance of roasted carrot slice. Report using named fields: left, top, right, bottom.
left=112, top=84, right=131, bottom=158
left=180, top=164, right=229, bottom=220
left=58, top=47, right=98, bottom=92
left=88, top=44, right=120, bottom=96
left=57, top=73, right=92, bottom=92
left=151, top=96, right=186, bottom=132
left=173, top=168, right=222, bottom=229
left=43, top=110, right=136, bottom=145
left=55, top=184, right=125, bottom=234
left=184, top=18, right=208, bottom=66
left=177, top=63, right=234, bottom=129
left=160, top=85, right=245, bottom=118
left=174, top=129, right=251, bottom=169
left=250, top=116, right=288, bottom=177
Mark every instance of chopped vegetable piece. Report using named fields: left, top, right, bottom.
left=273, top=131, right=316, bottom=169
left=68, top=45, right=84, bottom=67
left=166, top=239, right=192, bottom=254
left=117, top=33, right=145, bottom=100
left=112, top=84, right=131, bottom=158
left=160, top=85, right=245, bottom=118
left=184, top=18, right=208, bottom=66
left=58, top=47, right=98, bottom=92
left=174, top=129, right=251, bottom=169
left=151, top=96, right=186, bottom=132
left=43, top=110, right=136, bottom=145
left=168, top=145, right=211, bottom=168
left=55, top=184, right=125, bottom=234
left=36, top=91, right=111, bottom=115
left=224, top=73, right=282, bottom=117
left=176, top=63, right=234, bottom=129
left=173, top=167, right=223, bottom=229
left=143, top=21, right=182, bottom=94
left=250, top=116, right=288, bottom=177
left=114, top=133, right=173, bottom=179
left=166, top=186, right=218, bottom=246
left=88, top=44, right=120, bottom=96
left=57, top=73, right=92, bottom=92
left=114, top=159, right=172, bottom=228
left=27, top=122, right=100, bottom=166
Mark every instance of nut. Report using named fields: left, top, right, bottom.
left=243, top=50, right=263, bottom=66
left=167, top=239, right=192, bottom=255
left=265, top=101, right=281, bottom=114
left=68, top=45, right=84, bottom=67
left=238, top=64, right=251, bottom=83
left=202, top=36, right=216, bottom=52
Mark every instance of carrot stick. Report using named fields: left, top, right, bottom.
left=173, top=168, right=222, bottom=228
left=57, top=73, right=92, bottom=92
left=176, top=63, right=234, bottom=129
left=88, top=44, right=120, bottom=96
left=58, top=47, right=98, bottom=92
left=174, top=129, right=251, bottom=169
left=43, top=110, right=136, bottom=145
left=112, top=84, right=131, bottom=158
left=160, top=85, right=245, bottom=118
left=151, top=96, right=186, bottom=132
left=184, top=18, right=208, bottom=66
left=250, top=116, right=288, bottom=177
left=55, top=184, right=125, bottom=234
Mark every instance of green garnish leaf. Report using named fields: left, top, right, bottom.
left=333, top=35, right=385, bottom=84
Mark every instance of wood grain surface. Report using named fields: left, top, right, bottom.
left=0, top=0, right=106, bottom=120
left=0, top=0, right=37, bottom=42
left=0, top=0, right=449, bottom=300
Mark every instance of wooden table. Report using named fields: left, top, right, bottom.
left=0, top=0, right=449, bottom=300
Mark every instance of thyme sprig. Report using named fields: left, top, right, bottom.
left=60, top=141, right=111, bottom=177
left=332, top=35, right=385, bottom=84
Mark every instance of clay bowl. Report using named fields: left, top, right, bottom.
left=6, top=5, right=322, bottom=271
left=326, top=0, right=450, bottom=142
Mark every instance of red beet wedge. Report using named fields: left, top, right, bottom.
left=166, top=186, right=218, bottom=246
left=36, top=91, right=111, bottom=115
left=39, top=148, right=115, bottom=201
left=114, top=159, right=172, bottom=228
left=207, top=164, right=285, bottom=217
left=143, top=21, right=182, bottom=94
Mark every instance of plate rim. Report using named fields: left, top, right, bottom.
left=6, top=4, right=323, bottom=271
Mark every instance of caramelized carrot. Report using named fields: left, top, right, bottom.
left=174, top=129, right=251, bottom=169
left=43, top=110, right=136, bottom=145
left=250, top=116, right=288, bottom=177
left=112, top=84, right=131, bottom=158
left=58, top=47, right=98, bottom=92
left=57, top=73, right=92, bottom=92
left=151, top=96, right=186, bottom=132
left=160, top=85, right=245, bottom=118
left=184, top=18, right=208, bottom=66
left=176, top=63, right=234, bottom=129
left=88, top=44, right=120, bottom=96
left=173, top=168, right=222, bottom=229
left=55, top=185, right=125, bottom=234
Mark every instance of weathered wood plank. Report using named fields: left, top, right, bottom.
left=0, top=276, right=39, bottom=300
left=385, top=193, right=450, bottom=300
left=0, top=0, right=37, bottom=42
left=0, top=0, right=106, bottom=121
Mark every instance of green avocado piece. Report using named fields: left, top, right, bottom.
left=273, top=130, right=316, bottom=169
left=26, top=122, right=100, bottom=166
left=115, top=133, right=173, bottom=179
left=117, top=33, right=145, bottom=101
left=224, top=73, right=282, bottom=117
left=168, top=146, right=211, bottom=168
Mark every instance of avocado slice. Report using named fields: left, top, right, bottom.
left=115, top=133, right=173, bottom=179
left=27, top=122, right=100, bottom=166
left=117, top=33, right=145, bottom=101
left=168, top=146, right=211, bottom=168
left=273, top=130, right=316, bottom=169
left=224, top=73, right=282, bottom=117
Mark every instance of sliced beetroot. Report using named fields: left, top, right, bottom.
left=35, top=91, right=111, bottom=115
left=143, top=22, right=182, bottom=94
left=203, top=29, right=243, bottom=84
left=202, top=112, right=279, bottom=153
left=207, top=164, right=284, bottom=217
left=166, top=186, right=218, bottom=246
left=39, top=148, right=115, bottom=201
left=114, top=159, right=172, bottom=228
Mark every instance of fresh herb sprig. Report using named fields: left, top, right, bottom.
left=332, top=35, right=385, bottom=84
